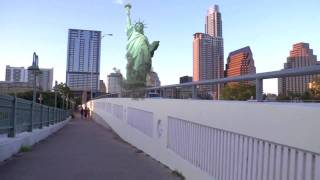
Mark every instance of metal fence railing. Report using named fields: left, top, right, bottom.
left=0, top=95, right=70, bottom=137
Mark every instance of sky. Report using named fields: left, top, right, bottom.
left=0, top=0, right=320, bottom=94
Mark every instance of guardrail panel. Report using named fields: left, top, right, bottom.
left=0, top=96, right=13, bottom=134
left=127, top=107, right=154, bottom=137
left=112, top=104, right=123, bottom=121
left=16, top=98, right=32, bottom=133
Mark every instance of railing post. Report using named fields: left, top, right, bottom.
left=54, top=108, right=57, bottom=124
left=28, top=102, right=33, bottom=132
left=8, top=96, right=17, bottom=137
left=192, top=85, right=197, bottom=99
left=40, top=105, right=43, bottom=129
left=47, top=106, right=50, bottom=126
left=256, top=78, right=263, bottom=101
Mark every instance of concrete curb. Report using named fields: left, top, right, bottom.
left=0, top=118, right=71, bottom=162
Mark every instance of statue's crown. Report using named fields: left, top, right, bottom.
left=135, top=20, right=147, bottom=28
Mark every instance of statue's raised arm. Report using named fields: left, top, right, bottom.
left=124, top=4, right=132, bottom=34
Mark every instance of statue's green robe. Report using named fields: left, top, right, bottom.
left=126, top=26, right=151, bottom=71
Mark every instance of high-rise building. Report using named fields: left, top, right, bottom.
left=180, top=76, right=192, bottom=84
left=278, top=42, right=319, bottom=96
left=107, top=72, right=123, bottom=94
left=193, top=33, right=224, bottom=99
left=28, top=68, right=53, bottom=91
left=66, top=29, right=101, bottom=95
left=205, top=5, right=222, bottom=38
left=193, top=5, right=224, bottom=99
left=225, top=46, right=256, bottom=79
left=5, top=66, right=28, bottom=82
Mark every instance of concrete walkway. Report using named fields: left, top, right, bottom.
left=0, top=115, right=181, bottom=180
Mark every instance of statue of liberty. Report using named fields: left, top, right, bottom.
left=124, top=3, right=159, bottom=88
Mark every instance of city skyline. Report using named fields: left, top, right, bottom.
left=1, top=0, right=320, bottom=94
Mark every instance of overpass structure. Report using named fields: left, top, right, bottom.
left=146, top=65, right=320, bottom=101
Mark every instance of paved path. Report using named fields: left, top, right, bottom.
left=0, top=115, right=181, bottom=180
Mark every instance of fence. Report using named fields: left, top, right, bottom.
left=0, top=95, right=69, bottom=137
left=167, top=116, right=319, bottom=180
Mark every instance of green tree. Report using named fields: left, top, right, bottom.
left=10, top=83, right=77, bottom=108
left=310, top=77, right=320, bottom=98
left=221, top=83, right=256, bottom=101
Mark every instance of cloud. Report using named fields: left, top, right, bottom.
left=113, top=0, right=124, bottom=5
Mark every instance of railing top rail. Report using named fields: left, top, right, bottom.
left=0, top=95, right=14, bottom=101
left=146, top=65, right=320, bottom=90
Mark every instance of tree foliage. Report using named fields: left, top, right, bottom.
left=277, top=77, right=320, bottom=102
left=309, top=77, right=320, bottom=98
left=221, top=83, right=256, bottom=101
left=9, top=83, right=78, bottom=108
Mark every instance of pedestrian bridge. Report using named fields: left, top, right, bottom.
left=89, top=98, right=320, bottom=180
left=1, top=97, right=320, bottom=180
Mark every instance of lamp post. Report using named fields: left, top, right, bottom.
left=90, top=33, right=113, bottom=100
left=28, top=52, right=40, bottom=103
left=54, top=81, right=58, bottom=108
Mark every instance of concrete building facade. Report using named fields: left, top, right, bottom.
left=225, top=46, right=256, bottom=83
left=193, top=33, right=224, bottom=99
left=180, top=76, right=193, bottom=84
left=28, top=68, right=53, bottom=91
left=5, top=66, right=28, bottom=82
left=278, top=42, right=319, bottom=96
left=193, top=5, right=224, bottom=99
left=107, top=72, right=123, bottom=94
left=205, top=5, right=222, bottom=38
left=66, top=29, right=101, bottom=94
left=99, top=80, right=106, bottom=93
left=5, top=66, right=53, bottom=91
left=146, top=71, right=161, bottom=87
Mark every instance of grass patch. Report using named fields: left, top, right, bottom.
left=135, top=149, right=143, bottom=154
left=19, top=146, right=32, bottom=153
left=172, top=170, right=185, bottom=180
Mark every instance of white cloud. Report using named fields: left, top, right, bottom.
left=113, top=0, right=124, bottom=5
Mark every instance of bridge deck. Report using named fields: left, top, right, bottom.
left=0, top=115, right=180, bottom=180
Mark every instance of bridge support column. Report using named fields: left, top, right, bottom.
left=256, top=78, right=263, bottom=101
left=192, top=85, right=197, bottom=99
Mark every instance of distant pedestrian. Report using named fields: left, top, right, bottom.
left=84, top=106, right=88, bottom=118
left=80, top=107, right=84, bottom=119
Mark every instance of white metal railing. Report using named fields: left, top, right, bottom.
left=167, top=116, right=319, bottom=180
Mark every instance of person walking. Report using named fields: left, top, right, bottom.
left=80, top=107, right=84, bottom=119
left=84, top=106, right=88, bottom=119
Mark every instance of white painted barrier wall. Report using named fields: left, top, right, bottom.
left=90, top=98, right=320, bottom=180
left=0, top=118, right=70, bottom=162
